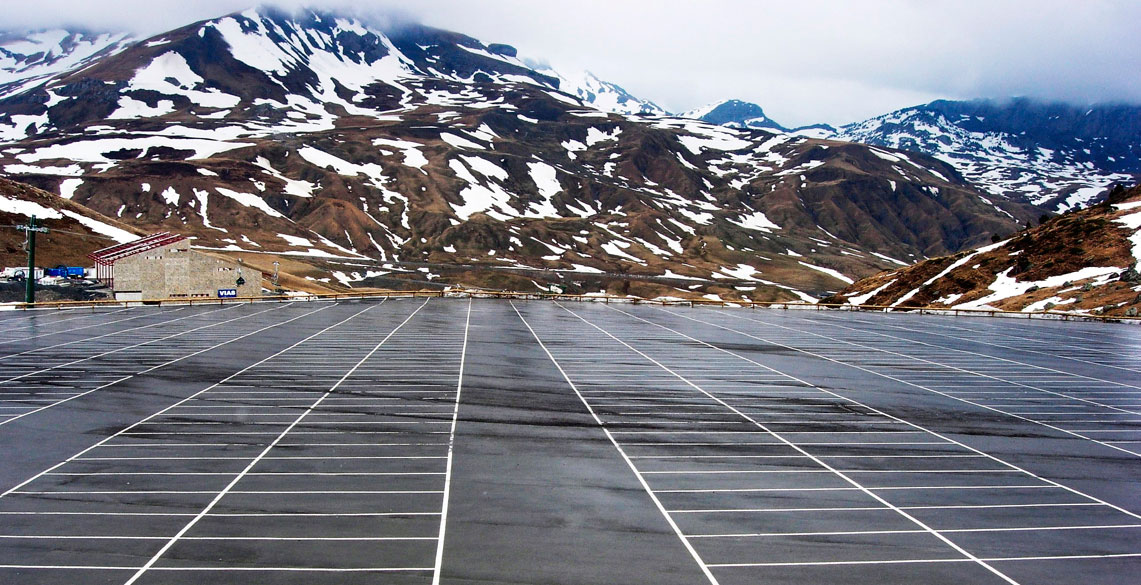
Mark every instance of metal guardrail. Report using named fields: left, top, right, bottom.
left=5, top=289, right=1139, bottom=325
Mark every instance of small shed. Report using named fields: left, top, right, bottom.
left=89, top=233, right=262, bottom=301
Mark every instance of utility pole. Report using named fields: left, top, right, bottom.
left=16, top=216, right=49, bottom=304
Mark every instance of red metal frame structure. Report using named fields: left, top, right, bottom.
left=87, top=232, right=187, bottom=288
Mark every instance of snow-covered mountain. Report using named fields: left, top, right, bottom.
left=682, top=99, right=836, bottom=137
left=532, top=66, right=667, bottom=116
left=0, top=29, right=134, bottom=99
left=0, top=7, right=1032, bottom=300
left=834, top=99, right=1140, bottom=213
left=684, top=98, right=1140, bottom=214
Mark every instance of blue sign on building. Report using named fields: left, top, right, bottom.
left=217, top=288, right=238, bottom=298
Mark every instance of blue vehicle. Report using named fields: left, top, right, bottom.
left=45, top=266, right=87, bottom=278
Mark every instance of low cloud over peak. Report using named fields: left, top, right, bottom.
left=4, top=0, right=1139, bottom=126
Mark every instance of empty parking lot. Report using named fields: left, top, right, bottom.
left=0, top=298, right=1137, bottom=584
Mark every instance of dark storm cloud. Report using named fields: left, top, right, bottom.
left=5, top=0, right=1139, bottom=126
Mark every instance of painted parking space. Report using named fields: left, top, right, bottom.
left=678, top=308, right=1141, bottom=457
left=0, top=302, right=331, bottom=426
left=0, top=299, right=1137, bottom=585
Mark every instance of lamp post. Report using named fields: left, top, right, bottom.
left=16, top=216, right=50, bottom=305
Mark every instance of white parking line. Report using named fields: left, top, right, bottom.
left=0, top=564, right=434, bottom=572
left=15, top=490, right=443, bottom=495
left=0, top=535, right=437, bottom=541
left=691, top=523, right=1141, bottom=538
left=707, top=551, right=1141, bottom=568
left=669, top=502, right=1102, bottom=514
left=431, top=298, right=472, bottom=585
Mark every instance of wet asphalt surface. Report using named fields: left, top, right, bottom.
left=0, top=298, right=1137, bottom=585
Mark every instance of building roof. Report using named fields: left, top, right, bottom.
left=88, top=232, right=187, bottom=265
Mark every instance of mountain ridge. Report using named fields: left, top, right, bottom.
left=833, top=98, right=1140, bottom=213
left=682, top=96, right=1140, bottom=214
left=0, top=7, right=1034, bottom=300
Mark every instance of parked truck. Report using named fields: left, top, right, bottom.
left=44, top=266, right=88, bottom=278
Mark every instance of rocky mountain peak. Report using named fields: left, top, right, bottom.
left=683, top=99, right=785, bottom=132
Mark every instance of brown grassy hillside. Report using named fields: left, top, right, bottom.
left=829, top=183, right=1141, bottom=317
left=0, top=176, right=144, bottom=268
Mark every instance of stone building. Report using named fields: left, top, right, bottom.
left=89, top=233, right=262, bottom=301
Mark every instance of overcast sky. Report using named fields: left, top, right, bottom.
left=6, top=0, right=1141, bottom=126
